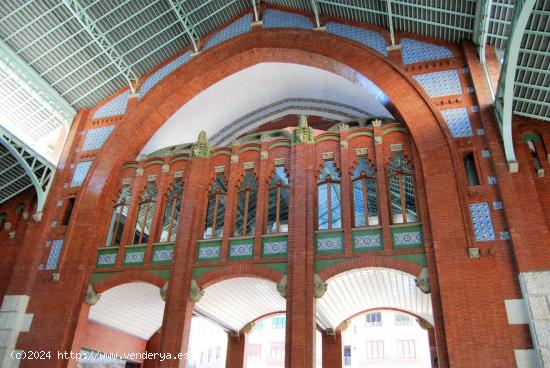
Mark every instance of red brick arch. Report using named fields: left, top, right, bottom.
left=319, top=255, right=423, bottom=282
left=92, top=270, right=166, bottom=293
left=196, top=263, right=283, bottom=289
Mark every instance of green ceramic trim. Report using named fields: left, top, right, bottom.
left=151, top=243, right=174, bottom=265
left=316, top=230, right=344, bottom=255
left=96, top=247, right=118, bottom=269
left=268, top=141, right=291, bottom=150
left=122, top=162, right=139, bottom=169
left=381, top=127, right=408, bottom=136
left=259, top=262, right=287, bottom=275
left=197, top=240, right=222, bottom=261
left=348, top=131, right=374, bottom=139
left=314, top=258, right=347, bottom=273
left=146, top=269, right=170, bottom=280
left=352, top=228, right=384, bottom=252
left=193, top=266, right=219, bottom=278
left=144, top=159, right=164, bottom=167
left=91, top=272, right=114, bottom=284
left=123, top=245, right=147, bottom=266
left=228, top=237, right=254, bottom=260
left=237, top=146, right=261, bottom=154
left=211, top=149, right=232, bottom=157
left=315, top=134, right=340, bottom=143
left=391, top=224, right=424, bottom=249
left=387, top=253, right=427, bottom=267
left=521, top=131, right=542, bottom=144
left=168, top=156, right=190, bottom=164
left=262, top=235, right=288, bottom=258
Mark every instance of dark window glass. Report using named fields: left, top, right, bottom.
left=160, top=178, right=184, bottom=242
left=463, top=152, right=480, bottom=186
left=204, top=174, right=227, bottom=239
left=387, top=152, right=417, bottom=224
left=267, top=166, right=289, bottom=234
left=106, top=186, right=131, bottom=246
left=352, top=157, right=378, bottom=227
left=133, top=182, right=158, bottom=244
left=62, top=197, right=76, bottom=226
left=318, top=161, right=341, bottom=230
left=234, top=170, right=258, bottom=236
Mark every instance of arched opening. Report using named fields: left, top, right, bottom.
left=316, top=267, right=437, bottom=368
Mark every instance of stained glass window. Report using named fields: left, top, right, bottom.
left=352, top=157, right=378, bottom=226
left=234, top=170, right=258, bottom=236
left=387, top=152, right=417, bottom=224
left=159, top=178, right=184, bottom=242
left=133, top=182, right=158, bottom=244
left=105, top=185, right=131, bottom=246
left=318, top=160, right=341, bottom=230
left=266, top=166, right=289, bottom=234
left=204, top=173, right=227, bottom=239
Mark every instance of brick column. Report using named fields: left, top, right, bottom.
left=253, top=139, right=270, bottom=259
left=285, top=138, right=317, bottom=367
left=157, top=155, right=209, bottom=367
left=427, top=326, right=438, bottom=368
left=321, top=330, right=342, bottom=368
left=372, top=121, right=392, bottom=250
left=225, top=333, right=246, bottom=368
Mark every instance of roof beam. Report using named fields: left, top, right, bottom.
left=494, top=0, right=536, bottom=173
left=386, top=0, right=395, bottom=46
left=251, top=0, right=259, bottom=23
left=62, top=0, right=139, bottom=92
left=473, top=0, right=495, bottom=98
left=0, top=126, right=55, bottom=213
left=310, top=0, right=321, bottom=28
left=167, top=0, right=199, bottom=53
left=0, top=39, right=76, bottom=123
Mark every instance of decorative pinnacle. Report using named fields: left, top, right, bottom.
left=293, top=115, right=315, bottom=143
left=191, top=130, right=210, bottom=158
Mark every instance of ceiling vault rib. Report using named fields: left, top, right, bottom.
left=494, top=0, right=537, bottom=173
left=167, top=0, right=200, bottom=53
left=61, top=0, right=139, bottom=93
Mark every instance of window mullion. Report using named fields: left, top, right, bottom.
left=275, top=185, right=281, bottom=233
left=327, top=179, right=332, bottom=230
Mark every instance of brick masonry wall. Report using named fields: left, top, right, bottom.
left=0, top=8, right=547, bottom=368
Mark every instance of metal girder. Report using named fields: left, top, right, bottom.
left=168, top=0, right=200, bottom=53
left=494, top=0, right=536, bottom=173
left=473, top=0, right=494, bottom=98
left=251, top=0, right=259, bottom=22
left=0, top=126, right=55, bottom=213
left=386, top=0, right=395, bottom=46
left=62, top=0, right=139, bottom=92
left=0, top=39, right=76, bottom=123
left=310, top=0, right=321, bottom=28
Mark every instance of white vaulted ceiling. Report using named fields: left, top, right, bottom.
left=195, top=277, right=286, bottom=332
left=316, top=267, right=433, bottom=330
left=88, top=282, right=165, bottom=340
left=139, top=62, right=393, bottom=155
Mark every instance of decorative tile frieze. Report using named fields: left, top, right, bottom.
left=93, top=91, right=129, bottom=119
left=97, top=249, right=117, bottom=268
left=493, top=201, right=503, bottom=210
left=440, top=107, right=473, bottom=138
left=71, top=161, right=93, bottom=187
left=197, top=242, right=221, bottom=261
left=229, top=241, right=254, bottom=259
left=316, top=231, right=344, bottom=254
left=469, top=202, right=496, bottom=241
left=262, top=237, right=288, bottom=258
left=204, top=14, right=252, bottom=50
left=400, top=38, right=453, bottom=64
left=353, top=230, right=383, bottom=252
left=124, top=248, right=145, bottom=265
left=82, top=126, right=115, bottom=151
left=326, top=22, right=387, bottom=55
left=152, top=243, right=174, bottom=264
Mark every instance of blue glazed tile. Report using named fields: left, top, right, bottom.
left=413, top=70, right=463, bottom=97
left=401, top=38, right=453, bottom=64
left=470, top=202, right=495, bottom=241
left=440, top=107, right=473, bottom=138
left=93, top=91, right=130, bottom=119
left=327, top=22, right=387, bottom=56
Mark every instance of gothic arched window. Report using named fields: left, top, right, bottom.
left=352, top=157, right=378, bottom=227
left=159, top=178, right=184, bottom=242
left=387, top=152, right=417, bottom=224
left=318, top=160, right=342, bottom=230
left=234, top=170, right=258, bottom=236
left=204, top=173, right=227, bottom=239
left=106, top=185, right=131, bottom=246
left=133, top=182, right=158, bottom=244
left=267, top=166, right=289, bottom=234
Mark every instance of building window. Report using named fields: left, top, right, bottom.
left=0, top=213, right=6, bottom=232
left=344, top=345, right=352, bottom=366
left=266, top=166, right=289, bottom=234
left=234, top=170, right=258, bottom=236
left=365, top=312, right=382, bottom=327
left=132, top=182, right=158, bottom=244
left=15, top=203, right=25, bottom=220
left=252, top=320, right=264, bottom=332
left=247, top=343, right=261, bottom=361
left=522, top=132, right=547, bottom=176
left=62, top=197, right=76, bottom=226
left=204, top=173, right=227, bottom=239
left=352, top=156, right=378, bottom=226
left=270, top=342, right=285, bottom=361
left=159, top=178, right=184, bottom=242
left=272, top=316, right=286, bottom=329
left=463, top=152, right=480, bottom=186
left=318, top=160, right=342, bottom=230
left=397, top=340, right=416, bottom=359
left=105, top=185, right=131, bottom=246
left=387, top=152, right=417, bottom=224
left=395, top=313, right=413, bottom=326
left=366, top=340, right=384, bottom=360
